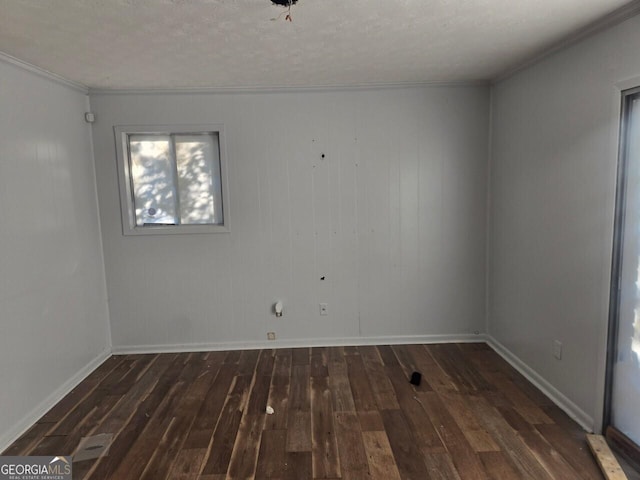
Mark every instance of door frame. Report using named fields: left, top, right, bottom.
left=603, top=86, right=640, bottom=466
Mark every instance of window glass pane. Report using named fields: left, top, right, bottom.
left=175, top=133, right=223, bottom=225
left=129, top=135, right=178, bottom=226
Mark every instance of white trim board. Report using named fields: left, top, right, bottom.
left=88, top=80, right=488, bottom=96
left=111, top=333, right=486, bottom=355
left=0, top=349, right=112, bottom=454
left=485, top=335, right=594, bottom=432
left=0, top=51, right=88, bottom=94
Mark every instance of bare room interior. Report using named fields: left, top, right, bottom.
left=2, top=0, right=640, bottom=478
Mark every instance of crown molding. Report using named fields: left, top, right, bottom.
left=88, top=80, right=489, bottom=96
left=494, top=0, right=640, bottom=84
left=0, top=51, right=88, bottom=93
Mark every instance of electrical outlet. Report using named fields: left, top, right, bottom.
left=319, top=303, right=328, bottom=316
left=267, top=332, right=276, bottom=341
left=553, top=340, right=562, bottom=360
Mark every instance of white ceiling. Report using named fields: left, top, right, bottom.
left=0, top=0, right=635, bottom=90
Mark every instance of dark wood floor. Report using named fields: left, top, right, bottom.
left=3, top=343, right=605, bottom=479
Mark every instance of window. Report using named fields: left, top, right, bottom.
left=115, top=125, right=229, bottom=235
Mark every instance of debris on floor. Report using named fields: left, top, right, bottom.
left=73, top=433, right=113, bottom=463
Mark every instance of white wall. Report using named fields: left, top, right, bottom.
left=0, top=57, right=111, bottom=448
left=90, top=86, right=489, bottom=351
left=488, top=14, right=640, bottom=429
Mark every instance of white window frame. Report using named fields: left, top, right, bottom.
left=114, top=124, right=230, bottom=236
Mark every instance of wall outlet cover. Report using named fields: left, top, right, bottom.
left=553, top=340, right=562, bottom=360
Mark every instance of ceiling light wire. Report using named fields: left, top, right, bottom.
left=270, top=0, right=296, bottom=22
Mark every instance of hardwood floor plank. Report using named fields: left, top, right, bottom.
left=265, top=379, right=291, bottom=431
left=381, top=409, right=431, bottom=479
left=418, top=392, right=487, bottom=480
left=226, top=413, right=265, bottom=479
left=481, top=371, right=553, bottom=425
left=37, top=356, right=125, bottom=425
left=255, top=429, right=287, bottom=479
left=87, top=354, right=196, bottom=480
left=333, top=412, right=369, bottom=478
left=2, top=422, right=55, bottom=456
left=81, top=354, right=179, bottom=479
left=57, top=394, right=122, bottom=456
left=343, top=346, right=359, bottom=356
left=286, top=364, right=312, bottom=452
left=29, top=435, right=67, bottom=456
left=265, top=350, right=292, bottom=431
left=292, top=347, right=311, bottom=366
left=385, top=365, right=445, bottom=454
left=518, top=428, right=582, bottom=479
left=327, top=359, right=356, bottom=413
left=256, top=349, right=276, bottom=375
left=139, top=416, right=194, bottom=480
left=328, top=346, right=345, bottom=362
left=426, top=344, right=491, bottom=393
left=87, top=354, right=163, bottom=437
left=227, top=365, right=274, bottom=478
left=183, top=364, right=237, bottom=449
left=465, top=349, right=514, bottom=376
left=224, top=350, right=242, bottom=364
left=362, top=431, right=401, bottom=480
left=168, top=448, right=207, bottom=480
left=141, top=359, right=214, bottom=479
left=376, top=345, right=400, bottom=367
left=405, top=344, right=452, bottom=393
left=310, top=347, right=329, bottom=378
left=357, top=345, right=383, bottom=365
left=201, top=375, right=252, bottom=475
left=345, top=355, right=377, bottom=412
left=466, top=394, right=553, bottom=480
left=47, top=387, right=109, bottom=436
left=283, top=451, right=312, bottom=480
left=289, top=365, right=311, bottom=412
left=536, top=423, right=602, bottom=479
left=390, top=345, right=418, bottom=377
left=273, top=350, right=292, bottom=377
left=358, top=411, right=385, bottom=432
left=238, top=350, right=261, bottom=376
left=106, top=354, right=158, bottom=396
left=438, top=391, right=499, bottom=452
left=478, top=451, right=521, bottom=480
left=360, top=347, right=400, bottom=410
left=423, top=453, right=464, bottom=480
left=2, top=344, right=603, bottom=480
left=246, top=375, right=273, bottom=414
left=311, top=376, right=340, bottom=479
left=286, top=411, right=312, bottom=452
left=496, top=406, right=533, bottom=432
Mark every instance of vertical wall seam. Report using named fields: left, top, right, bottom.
left=485, top=86, right=494, bottom=336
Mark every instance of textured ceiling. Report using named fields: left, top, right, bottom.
left=0, top=0, right=634, bottom=89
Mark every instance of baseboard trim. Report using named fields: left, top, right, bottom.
left=111, top=333, right=485, bottom=355
left=0, top=348, right=112, bottom=453
left=485, top=335, right=594, bottom=432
